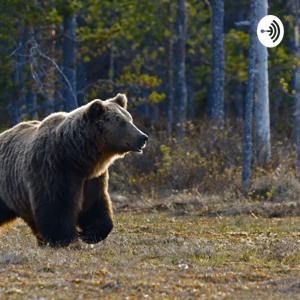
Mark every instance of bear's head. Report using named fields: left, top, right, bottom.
left=84, top=94, right=148, bottom=155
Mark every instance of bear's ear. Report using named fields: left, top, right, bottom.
left=86, top=100, right=105, bottom=120
left=109, top=93, right=128, bottom=109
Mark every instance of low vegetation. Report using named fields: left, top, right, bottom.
left=1, top=125, right=299, bottom=299
left=0, top=207, right=299, bottom=299
left=111, top=124, right=299, bottom=203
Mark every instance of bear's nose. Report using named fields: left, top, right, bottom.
left=141, top=134, right=148, bottom=143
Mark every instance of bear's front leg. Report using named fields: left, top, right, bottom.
left=79, top=171, right=113, bottom=244
left=34, top=202, right=78, bottom=247
left=32, top=177, right=83, bottom=247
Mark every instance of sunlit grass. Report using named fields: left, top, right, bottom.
left=0, top=210, right=299, bottom=299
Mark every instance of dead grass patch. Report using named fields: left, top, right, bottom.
left=0, top=210, right=299, bottom=299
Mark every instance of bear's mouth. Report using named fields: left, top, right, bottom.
left=127, top=142, right=146, bottom=153
left=133, top=146, right=144, bottom=153
left=138, top=140, right=148, bottom=153
left=136, top=147, right=143, bottom=153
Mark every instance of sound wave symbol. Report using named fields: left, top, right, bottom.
left=261, top=20, right=280, bottom=43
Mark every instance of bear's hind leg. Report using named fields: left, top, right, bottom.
left=0, top=198, right=17, bottom=226
left=79, top=172, right=113, bottom=244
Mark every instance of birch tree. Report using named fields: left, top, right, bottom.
left=254, top=0, right=271, bottom=165
left=293, top=0, right=300, bottom=177
left=11, top=25, right=27, bottom=124
left=62, top=5, right=78, bottom=111
left=174, top=0, right=187, bottom=137
left=210, top=0, right=225, bottom=128
left=167, top=2, right=175, bottom=135
left=242, top=0, right=257, bottom=188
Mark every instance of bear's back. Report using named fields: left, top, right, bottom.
left=0, top=120, right=41, bottom=212
left=38, top=112, right=68, bottom=130
left=0, top=120, right=40, bottom=151
left=0, top=120, right=41, bottom=174
left=0, top=112, right=69, bottom=152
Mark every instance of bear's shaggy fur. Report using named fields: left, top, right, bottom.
left=0, top=94, right=148, bottom=247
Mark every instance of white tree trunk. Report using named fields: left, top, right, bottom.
left=293, top=0, right=300, bottom=177
left=174, top=0, right=187, bottom=137
left=167, top=2, right=174, bottom=135
left=254, top=0, right=271, bottom=165
left=62, top=11, right=77, bottom=111
left=242, top=0, right=257, bottom=188
left=11, top=24, right=27, bottom=124
left=211, top=0, right=225, bottom=128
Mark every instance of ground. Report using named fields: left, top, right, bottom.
left=0, top=196, right=299, bottom=299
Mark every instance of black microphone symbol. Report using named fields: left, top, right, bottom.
left=261, top=20, right=280, bottom=43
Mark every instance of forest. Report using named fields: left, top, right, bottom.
left=0, top=0, right=300, bottom=299
left=1, top=0, right=300, bottom=188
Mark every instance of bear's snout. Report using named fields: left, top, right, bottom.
left=131, top=132, right=148, bottom=153
left=140, top=133, right=148, bottom=144
left=139, top=133, right=148, bottom=148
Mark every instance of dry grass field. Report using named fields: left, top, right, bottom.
left=0, top=194, right=299, bottom=300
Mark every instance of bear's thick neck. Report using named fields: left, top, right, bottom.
left=55, top=115, right=115, bottom=178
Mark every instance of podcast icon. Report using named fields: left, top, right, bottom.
left=257, top=15, right=284, bottom=48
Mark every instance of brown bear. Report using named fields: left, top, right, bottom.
left=0, top=94, right=148, bottom=247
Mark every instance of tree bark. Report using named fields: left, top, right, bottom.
left=242, top=0, right=257, bottom=188
left=254, top=0, right=271, bottom=165
left=210, top=0, right=225, bottom=128
left=26, top=87, right=38, bottom=119
left=76, top=58, right=86, bottom=107
left=45, top=25, right=56, bottom=115
left=167, top=3, right=175, bottom=135
left=11, top=24, right=27, bottom=124
left=62, top=11, right=77, bottom=111
left=293, top=0, right=300, bottom=177
left=174, top=0, right=187, bottom=137
left=109, top=42, right=115, bottom=81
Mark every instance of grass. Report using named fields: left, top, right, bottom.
left=0, top=205, right=299, bottom=299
